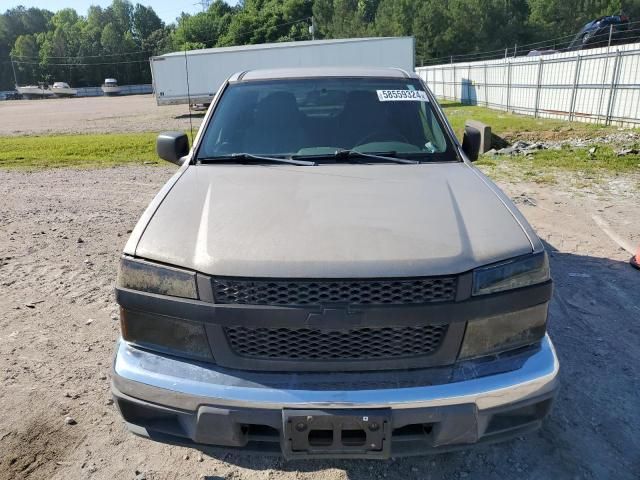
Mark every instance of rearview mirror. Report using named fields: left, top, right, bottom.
left=157, top=131, right=189, bottom=165
left=461, top=125, right=482, bottom=162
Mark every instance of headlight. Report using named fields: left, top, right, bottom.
left=472, top=252, right=549, bottom=296
left=117, top=256, right=198, bottom=299
left=120, top=308, right=213, bottom=361
left=459, top=304, right=548, bottom=360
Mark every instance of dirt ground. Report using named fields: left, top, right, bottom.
left=0, top=161, right=639, bottom=480
left=0, top=95, right=202, bottom=136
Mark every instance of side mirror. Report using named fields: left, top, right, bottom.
left=461, top=125, right=482, bottom=161
left=157, top=131, right=189, bottom=165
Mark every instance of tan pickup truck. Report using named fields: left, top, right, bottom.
left=112, top=67, right=558, bottom=459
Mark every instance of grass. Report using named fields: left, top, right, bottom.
left=439, top=100, right=640, bottom=181
left=0, top=102, right=637, bottom=178
left=477, top=145, right=640, bottom=172
left=440, top=100, right=619, bottom=143
left=524, top=145, right=640, bottom=172
left=0, top=133, right=163, bottom=169
left=475, top=145, right=640, bottom=187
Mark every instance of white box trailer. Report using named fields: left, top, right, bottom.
left=150, top=37, right=415, bottom=106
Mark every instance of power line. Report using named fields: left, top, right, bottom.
left=422, top=19, right=640, bottom=66
left=422, top=31, right=578, bottom=64
left=11, top=59, right=150, bottom=66
left=194, top=0, right=211, bottom=12
left=10, top=50, right=152, bottom=60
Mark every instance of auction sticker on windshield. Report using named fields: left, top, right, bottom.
left=376, top=90, right=429, bottom=102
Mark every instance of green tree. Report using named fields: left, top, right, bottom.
left=10, top=34, right=40, bottom=84
left=51, top=8, right=80, bottom=30
left=11, top=33, right=38, bottom=58
left=528, top=0, right=623, bottom=37
left=133, top=4, right=164, bottom=42
left=142, top=27, right=174, bottom=55
left=1, top=0, right=637, bottom=90
left=218, top=0, right=312, bottom=46
left=313, top=0, right=375, bottom=37
left=101, top=22, right=121, bottom=53
left=106, top=0, right=134, bottom=34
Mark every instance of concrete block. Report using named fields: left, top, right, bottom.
left=465, top=120, right=492, bottom=154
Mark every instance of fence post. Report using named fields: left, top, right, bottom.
left=484, top=63, right=489, bottom=107
left=467, top=64, right=471, bottom=104
left=568, top=55, right=582, bottom=121
left=596, top=51, right=612, bottom=123
left=505, top=59, right=511, bottom=112
left=453, top=64, right=457, bottom=102
left=534, top=57, right=544, bottom=118
left=605, top=50, right=622, bottom=125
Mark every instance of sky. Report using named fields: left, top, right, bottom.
left=3, top=0, right=240, bottom=25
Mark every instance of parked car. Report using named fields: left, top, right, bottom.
left=112, top=67, right=558, bottom=459
left=5, top=91, right=21, bottom=100
left=102, top=78, right=121, bottom=96
left=51, top=81, right=77, bottom=97
left=568, top=15, right=633, bottom=50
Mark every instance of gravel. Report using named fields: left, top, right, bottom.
left=0, top=165, right=638, bottom=480
left=0, top=95, right=202, bottom=136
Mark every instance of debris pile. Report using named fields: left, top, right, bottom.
left=485, top=141, right=548, bottom=156
left=484, top=132, right=640, bottom=157
left=616, top=148, right=639, bottom=157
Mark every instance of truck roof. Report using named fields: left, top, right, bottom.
left=232, top=67, right=417, bottom=82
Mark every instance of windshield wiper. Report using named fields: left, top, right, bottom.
left=326, top=149, right=419, bottom=164
left=199, top=153, right=316, bottom=166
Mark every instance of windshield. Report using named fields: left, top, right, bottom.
left=195, top=77, right=457, bottom=162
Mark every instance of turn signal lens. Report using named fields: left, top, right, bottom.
left=120, top=308, right=213, bottom=361
left=459, top=304, right=548, bottom=360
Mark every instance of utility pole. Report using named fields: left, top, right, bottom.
left=309, top=16, right=316, bottom=40
left=10, top=57, right=18, bottom=87
left=193, top=0, right=210, bottom=12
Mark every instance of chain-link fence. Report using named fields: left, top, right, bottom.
left=417, top=42, right=640, bottom=127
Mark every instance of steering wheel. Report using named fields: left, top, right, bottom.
left=354, top=130, right=410, bottom=147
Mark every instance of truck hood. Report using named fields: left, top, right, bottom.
left=134, top=163, right=533, bottom=277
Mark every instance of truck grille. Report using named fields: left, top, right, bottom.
left=212, top=277, right=457, bottom=306
left=224, top=324, right=448, bottom=361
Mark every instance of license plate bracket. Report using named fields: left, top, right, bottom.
left=282, top=409, right=391, bottom=459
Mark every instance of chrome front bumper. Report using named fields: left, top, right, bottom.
left=113, top=334, right=558, bottom=412
left=112, top=336, right=558, bottom=456
left=112, top=263, right=558, bottom=447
